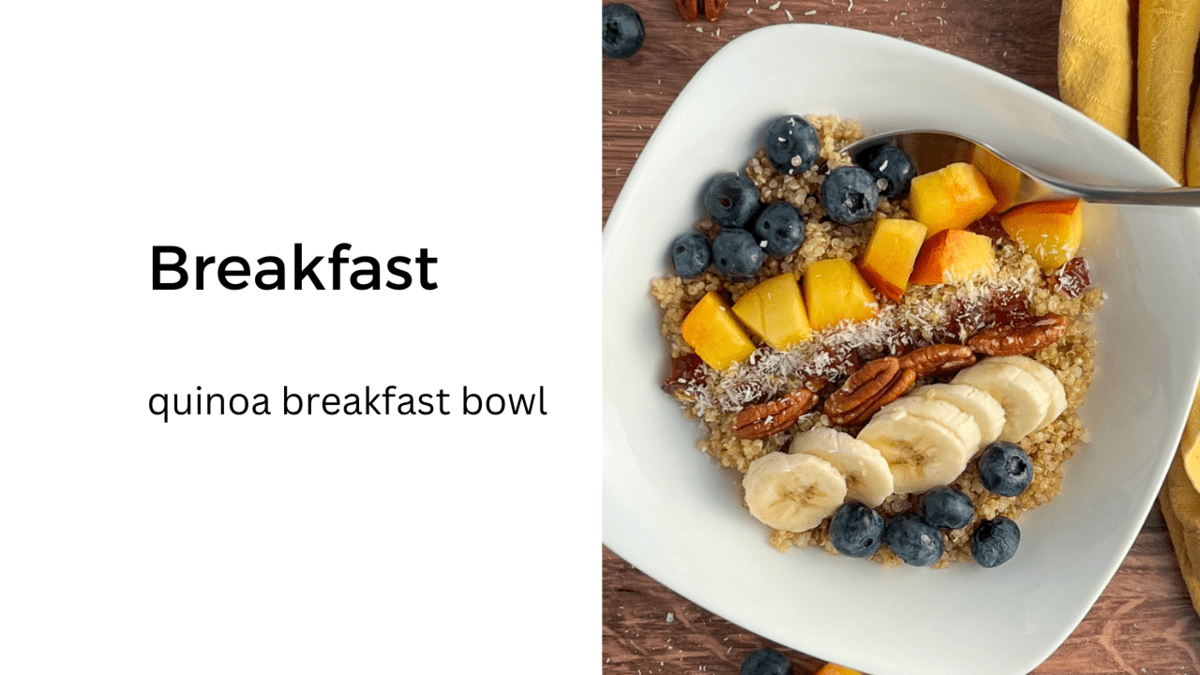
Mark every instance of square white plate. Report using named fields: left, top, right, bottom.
left=602, top=24, right=1200, bottom=675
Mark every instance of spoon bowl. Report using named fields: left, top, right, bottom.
left=842, top=130, right=1200, bottom=209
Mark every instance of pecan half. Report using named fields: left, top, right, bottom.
left=968, top=313, right=1070, bottom=356
left=732, top=389, right=817, bottom=439
left=840, top=367, right=917, bottom=426
left=704, top=0, right=729, bottom=21
left=825, top=358, right=899, bottom=412
left=898, top=344, right=977, bottom=377
left=823, top=357, right=917, bottom=426
left=674, top=0, right=728, bottom=22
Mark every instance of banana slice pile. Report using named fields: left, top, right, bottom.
left=742, top=355, right=1068, bottom=533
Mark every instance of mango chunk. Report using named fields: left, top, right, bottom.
left=802, top=258, right=879, bottom=332
left=909, top=162, right=998, bottom=238
left=999, top=198, right=1084, bottom=272
left=909, top=229, right=996, bottom=285
left=680, top=291, right=756, bottom=370
left=857, top=218, right=928, bottom=301
left=814, top=664, right=865, bottom=675
left=816, top=662, right=864, bottom=672
left=732, top=273, right=813, bottom=352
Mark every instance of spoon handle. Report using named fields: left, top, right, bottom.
left=1034, top=175, right=1200, bottom=207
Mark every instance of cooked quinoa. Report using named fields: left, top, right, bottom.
left=650, top=115, right=1104, bottom=568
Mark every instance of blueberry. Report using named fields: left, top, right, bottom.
left=884, top=513, right=944, bottom=566
left=977, top=441, right=1033, bottom=497
left=740, top=648, right=792, bottom=675
left=703, top=172, right=761, bottom=229
left=602, top=4, right=645, bottom=59
left=856, top=145, right=917, bottom=199
left=711, top=229, right=764, bottom=281
left=751, top=202, right=806, bottom=258
left=820, top=166, right=880, bottom=225
left=971, top=516, right=1021, bottom=568
left=669, top=233, right=711, bottom=278
left=918, top=486, right=975, bottom=530
left=763, top=115, right=820, bottom=176
left=829, top=501, right=885, bottom=558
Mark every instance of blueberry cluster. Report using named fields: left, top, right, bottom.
left=666, top=115, right=918, bottom=280
left=822, top=141, right=916, bottom=224
left=828, top=441, right=1033, bottom=567
left=668, top=167, right=806, bottom=281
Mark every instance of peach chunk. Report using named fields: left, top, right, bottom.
left=732, top=273, right=813, bottom=352
left=908, top=162, right=998, bottom=238
left=970, top=145, right=1024, bottom=214
left=910, top=229, right=997, bottom=285
left=857, top=218, right=928, bottom=301
left=802, top=258, right=879, bottom=332
left=680, top=291, right=756, bottom=370
left=999, top=198, right=1084, bottom=272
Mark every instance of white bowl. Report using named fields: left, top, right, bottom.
left=602, top=24, right=1200, bottom=675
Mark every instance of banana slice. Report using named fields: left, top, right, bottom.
left=857, top=407, right=973, bottom=495
left=908, top=383, right=1006, bottom=451
left=952, top=360, right=1052, bottom=443
left=875, top=396, right=983, bottom=459
left=981, top=355, right=1067, bottom=431
left=788, top=427, right=894, bottom=507
left=743, top=451, right=848, bottom=533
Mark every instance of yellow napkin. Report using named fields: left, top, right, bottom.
left=1057, top=0, right=1133, bottom=140
left=1162, top=384, right=1200, bottom=615
left=1160, top=434, right=1200, bottom=616
left=1058, top=0, right=1200, bottom=617
left=1058, top=0, right=1200, bottom=185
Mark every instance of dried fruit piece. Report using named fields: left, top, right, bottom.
left=662, top=353, right=706, bottom=397
left=966, top=212, right=1007, bottom=242
left=989, top=288, right=1032, bottom=326
left=1051, top=257, right=1091, bottom=298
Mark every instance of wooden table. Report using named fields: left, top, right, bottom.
left=601, top=1, right=1200, bottom=672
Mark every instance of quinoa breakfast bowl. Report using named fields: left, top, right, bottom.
left=651, top=112, right=1104, bottom=569
left=602, top=24, right=1200, bottom=675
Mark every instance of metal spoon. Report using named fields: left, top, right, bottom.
left=841, top=130, right=1200, bottom=210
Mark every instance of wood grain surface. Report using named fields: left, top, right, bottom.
left=601, top=0, right=1200, bottom=672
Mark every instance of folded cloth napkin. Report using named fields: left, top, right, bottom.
left=1156, top=384, right=1200, bottom=614
left=1159, top=389, right=1200, bottom=617
left=1059, top=0, right=1200, bottom=184
left=1057, top=0, right=1133, bottom=140
left=1058, top=0, right=1200, bottom=616
left=1160, top=454, right=1200, bottom=614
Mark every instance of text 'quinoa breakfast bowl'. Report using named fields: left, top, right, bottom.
left=652, top=114, right=1104, bottom=569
